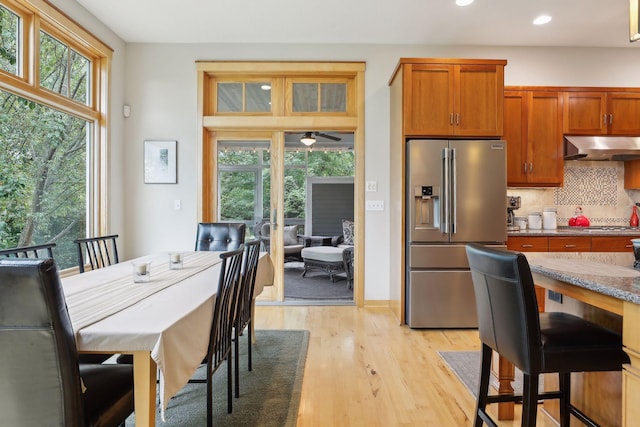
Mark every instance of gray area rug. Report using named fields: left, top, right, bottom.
left=125, top=329, right=309, bottom=426
left=284, top=262, right=353, bottom=300
left=439, top=351, right=543, bottom=398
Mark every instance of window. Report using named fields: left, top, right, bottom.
left=0, top=0, right=111, bottom=269
left=217, top=139, right=354, bottom=236
left=217, top=81, right=272, bottom=113
left=292, top=81, right=348, bottom=113
left=39, top=30, right=91, bottom=105
left=0, top=4, right=19, bottom=75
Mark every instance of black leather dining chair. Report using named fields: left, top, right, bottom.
left=234, top=239, right=261, bottom=398
left=195, top=222, right=246, bottom=251
left=74, top=234, right=120, bottom=273
left=188, top=245, right=244, bottom=427
left=465, top=243, right=630, bottom=427
left=0, top=258, right=134, bottom=427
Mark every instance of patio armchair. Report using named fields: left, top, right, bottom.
left=254, top=221, right=304, bottom=262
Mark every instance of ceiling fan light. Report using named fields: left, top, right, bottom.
left=300, top=136, right=316, bottom=146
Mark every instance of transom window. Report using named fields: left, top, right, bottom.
left=0, top=4, right=19, bottom=75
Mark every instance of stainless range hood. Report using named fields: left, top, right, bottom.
left=564, top=136, right=640, bottom=161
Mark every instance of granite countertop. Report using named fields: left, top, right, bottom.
left=525, top=252, right=640, bottom=305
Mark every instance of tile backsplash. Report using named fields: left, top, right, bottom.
left=507, top=160, right=640, bottom=226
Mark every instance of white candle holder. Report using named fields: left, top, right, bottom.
left=169, top=252, right=183, bottom=270
left=132, top=261, right=151, bottom=283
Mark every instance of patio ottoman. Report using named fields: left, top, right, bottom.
left=301, top=246, right=345, bottom=282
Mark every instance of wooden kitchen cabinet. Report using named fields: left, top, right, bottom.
left=564, top=91, right=640, bottom=135
left=398, top=58, right=506, bottom=137
left=591, top=236, right=634, bottom=252
left=624, top=159, right=640, bottom=189
left=509, top=235, right=637, bottom=252
left=548, top=236, right=591, bottom=252
left=507, top=236, right=549, bottom=252
left=504, top=90, right=563, bottom=187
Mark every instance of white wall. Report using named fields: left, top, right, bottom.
left=42, top=2, right=640, bottom=301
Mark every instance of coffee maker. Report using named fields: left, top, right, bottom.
left=507, top=196, right=521, bottom=231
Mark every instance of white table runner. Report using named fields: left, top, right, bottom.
left=65, top=251, right=220, bottom=332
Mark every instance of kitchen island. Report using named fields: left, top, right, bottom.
left=515, top=252, right=640, bottom=426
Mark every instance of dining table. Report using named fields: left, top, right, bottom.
left=61, top=250, right=274, bottom=427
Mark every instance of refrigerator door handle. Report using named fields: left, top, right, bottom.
left=451, top=148, right=457, bottom=234
left=442, top=147, right=449, bottom=233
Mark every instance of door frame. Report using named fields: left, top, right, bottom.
left=196, top=61, right=365, bottom=306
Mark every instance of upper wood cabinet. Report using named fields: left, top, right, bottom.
left=564, top=91, right=640, bottom=135
left=392, top=58, right=506, bottom=137
left=504, top=90, right=563, bottom=187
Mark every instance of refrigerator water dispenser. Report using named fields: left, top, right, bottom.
left=413, top=185, right=440, bottom=230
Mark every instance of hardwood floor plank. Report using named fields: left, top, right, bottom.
left=254, top=305, right=558, bottom=426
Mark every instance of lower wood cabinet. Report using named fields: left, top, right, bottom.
left=507, top=236, right=549, bottom=251
left=508, top=235, right=636, bottom=253
left=548, top=236, right=591, bottom=252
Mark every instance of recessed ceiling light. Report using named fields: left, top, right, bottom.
left=533, top=15, right=552, bottom=25
left=456, top=0, right=474, bottom=5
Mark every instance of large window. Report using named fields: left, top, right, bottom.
left=217, top=139, right=355, bottom=237
left=0, top=0, right=111, bottom=269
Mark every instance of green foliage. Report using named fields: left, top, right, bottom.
left=0, top=91, right=87, bottom=268
left=218, top=147, right=354, bottom=225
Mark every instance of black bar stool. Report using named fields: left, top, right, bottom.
left=465, top=243, right=630, bottom=427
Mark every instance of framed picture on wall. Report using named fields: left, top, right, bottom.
left=144, top=140, right=177, bottom=184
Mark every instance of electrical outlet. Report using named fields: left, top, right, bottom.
left=174, top=199, right=181, bottom=210
left=366, top=200, right=384, bottom=211
left=366, top=181, right=377, bottom=192
left=548, top=290, right=563, bottom=303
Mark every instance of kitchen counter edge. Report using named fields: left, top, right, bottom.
left=525, top=252, right=640, bottom=305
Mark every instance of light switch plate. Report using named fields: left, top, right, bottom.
left=174, top=199, right=181, bottom=210
left=366, top=200, right=384, bottom=211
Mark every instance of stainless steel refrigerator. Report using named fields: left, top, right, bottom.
left=406, top=139, right=507, bottom=328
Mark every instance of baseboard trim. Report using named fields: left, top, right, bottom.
left=363, top=299, right=391, bottom=308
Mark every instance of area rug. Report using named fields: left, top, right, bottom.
left=439, top=351, right=543, bottom=398
left=284, top=262, right=353, bottom=300
left=125, top=329, right=309, bottom=426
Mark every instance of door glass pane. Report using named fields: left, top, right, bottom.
left=292, top=83, right=318, bottom=112
left=217, top=83, right=243, bottom=112
left=321, top=83, right=347, bottom=112
left=217, top=140, right=270, bottom=238
left=0, top=5, right=19, bottom=75
left=218, top=170, right=257, bottom=223
left=0, top=90, right=88, bottom=269
left=284, top=167, right=306, bottom=233
left=245, top=83, right=271, bottom=112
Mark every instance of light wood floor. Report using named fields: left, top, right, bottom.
left=254, top=305, right=559, bottom=427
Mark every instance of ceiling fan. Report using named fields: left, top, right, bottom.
left=299, top=131, right=342, bottom=146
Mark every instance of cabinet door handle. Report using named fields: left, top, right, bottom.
left=523, top=163, right=527, bottom=173
left=450, top=113, right=454, bottom=125
left=456, top=113, right=460, bottom=125
left=564, top=244, right=577, bottom=248
left=522, top=244, right=534, bottom=248
left=529, top=162, right=533, bottom=173
left=609, top=114, right=613, bottom=125
left=603, top=114, right=607, bottom=126
left=626, top=244, right=633, bottom=248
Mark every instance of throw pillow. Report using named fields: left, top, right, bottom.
left=283, top=225, right=299, bottom=246
left=342, top=219, right=354, bottom=245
